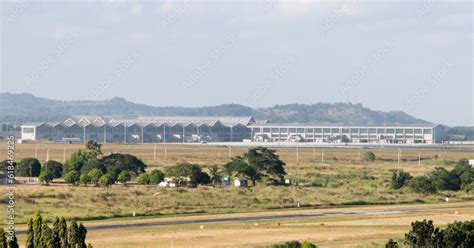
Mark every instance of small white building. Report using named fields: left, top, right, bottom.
left=469, top=160, right=474, bottom=166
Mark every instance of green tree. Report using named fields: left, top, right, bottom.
left=149, top=170, right=165, bottom=184
left=224, top=156, right=259, bottom=186
left=390, top=170, right=412, bottom=189
left=87, top=168, right=104, bottom=186
left=68, top=221, right=80, bottom=248
left=0, top=228, right=6, bottom=248
left=117, top=171, right=131, bottom=185
left=52, top=217, right=62, bottom=248
left=409, top=176, right=437, bottom=194
left=100, top=153, right=147, bottom=176
left=404, top=220, right=445, bottom=247
left=137, top=173, right=151, bottom=185
left=99, top=173, right=115, bottom=187
left=209, top=165, right=223, bottom=187
left=80, top=174, right=92, bottom=185
left=40, top=221, right=53, bottom=248
left=165, top=163, right=207, bottom=186
left=64, top=171, right=80, bottom=185
left=65, top=149, right=99, bottom=174
left=443, top=220, right=474, bottom=247
left=78, top=223, right=88, bottom=248
left=361, top=151, right=376, bottom=162
left=42, top=160, right=63, bottom=179
left=38, top=171, right=54, bottom=184
left=6, top=233, right=18, bottom=248
left=16, top=158, right=41, bottom=177
left=430, top=167, right=461, bottom=191
left=59, top=217, right=68, bottom=248
left=25, top=219, right=34, bottom=248
left=32, top=212, right=43, bottom=247
left=244, top=147, right=286, bottom=184
left=85, top=140, right=103, bottom=156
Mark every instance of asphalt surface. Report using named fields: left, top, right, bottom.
left=14, top=204, right=473, bottom=235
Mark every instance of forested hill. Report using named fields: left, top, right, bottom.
left=0, top=93, right=430, bottom=125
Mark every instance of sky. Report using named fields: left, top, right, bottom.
left=0, top=0, right=472, bottom=126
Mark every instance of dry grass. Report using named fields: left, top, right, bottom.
left=11, top=202, right=474, bottom=248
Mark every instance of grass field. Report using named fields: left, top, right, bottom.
left=11, top=202, right=474, bottom=247
left=1, top=143, right=473, bottom=247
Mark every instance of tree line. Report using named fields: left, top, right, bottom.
left=0, top=213, right=91, bottom=248
left=1, top=141, right=287, bottom=188
left=385, top=219, right=473, bottom=247
left=390, top=158, right=473, bottom=194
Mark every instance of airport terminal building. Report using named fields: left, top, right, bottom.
left=20, top=116, right=437, bottom=144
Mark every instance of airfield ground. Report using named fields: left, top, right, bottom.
left=1, top=143, right=473, bottom=247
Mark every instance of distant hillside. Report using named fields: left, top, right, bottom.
left=0, top=93, right=430, bottom=125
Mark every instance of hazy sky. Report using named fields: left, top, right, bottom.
left=1, top=0, right=472, bottom=126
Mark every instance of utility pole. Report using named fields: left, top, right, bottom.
left=398, top=148, right=401, bottom=165
left=418, top=151, right=421, bottom=165
left=153, top=144, right=157, bottom=162
left=296, top=146, right=299, bottom=162
left=321, top=150, right=324, bottom=164
left=63, top=147, right=66, bottom=163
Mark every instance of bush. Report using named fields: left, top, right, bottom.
left=16, top=158, right=41, bottom=177
left=87, top=168, right=104, bottom=185
left=99, top=173, right=115, bottom=187
left=64, top=171, right=80, bottom=185
left=271, top=241, right=317, bottom=248
left=38, top=171, right=53, bottom=184
left=430, top=167, right=461, bottom=191
left=117, top=171, right=131, bottom=184
left=80, top=174, right=91, bottom=185
left=272, top=241, right=302, bottom=248
left=390, top=170, right=412, bottom=189
left=149, top=170, right=165, bottom=184
left=361, top=151, right=376, bottom=162
left=409, top=176, right=437, bottom=194
left=385, top=239, right=398, bottom=248
left=42, top=160, right=63, bottom=178
left=137, top=173, right=151, bottom=185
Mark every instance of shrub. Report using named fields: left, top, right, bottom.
left=272, top=240, right=302, bottom=248
left=99, top=173, right=115, bottom=187
left=87, top=168, right=104, bottom=185
left=137, top=173, right=151, bottom=185
left=430, top=167, right=461, bottom=191
left=301, top=241, right=318, bottom=248
left=385, top=239, right=398, bottom=248
left=42, top=160, right=63, bottom=178
left=390, top=170, right=412, bottom=189
left=38, top=171, right=53, bottom=184
left=149, top=170, right=165, bottom=184
left=64, top=171, right=80, bottom=185
left=16, top=158, right=41, bottom=177
left=409, top=176, right=437, bottom=194
left=361, top=151, right=376, bottom=162
left=117, top=171, right=131, bottom=184
left=80, top=174, right=91, bottom=185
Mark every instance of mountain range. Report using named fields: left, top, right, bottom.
left=0, top=93, right=431, bottom=125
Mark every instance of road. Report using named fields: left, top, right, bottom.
left=14, top=204, right=473, bottom=235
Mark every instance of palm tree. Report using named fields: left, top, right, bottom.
left=209, top=165, right=223, bottom=187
